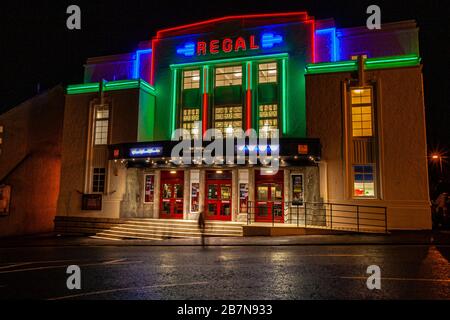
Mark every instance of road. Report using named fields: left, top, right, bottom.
left=0, top=242, right=449, bottom=299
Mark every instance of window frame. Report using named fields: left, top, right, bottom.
left=352, top=164, right=377, bottom=198
left=92, top=168, right=106, bottom=194
left=258, top=104, right=279, bottom=138
left=215, top=65, right=243, bottom=87
left=94, top=105, right=110, bottom=146
left=350, top=87, right=374, bottom=138
left=258, top=62, right=278, bottom=84
left=183, top=69, right=201, bottom=90
left=213, top=104, right=244, bottom=136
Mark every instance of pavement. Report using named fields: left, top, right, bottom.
left=1, top=230, right=450, bottom=247
left=1, top=231, right=449, bottom=299
left=1, top=240, right=449, bottom=299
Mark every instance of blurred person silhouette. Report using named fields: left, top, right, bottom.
left=198, top=211, right=206, bottom=247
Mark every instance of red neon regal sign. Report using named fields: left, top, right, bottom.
left=176, top=33, right=284, bottom=57
left=197, top=35, right=259, bottom=55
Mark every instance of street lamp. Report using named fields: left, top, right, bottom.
left=430, top=153, right=446, bottom=175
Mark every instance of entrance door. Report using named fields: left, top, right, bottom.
left=255, top=170, right=284, bottom=222
left=206, top=171, right=232, bottom=221
left=160, top=171, right=184, bottom=219
left=255, top=183, right=284, bottom=222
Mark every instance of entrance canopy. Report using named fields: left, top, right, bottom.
left=109, top=137, right=321, bottom=167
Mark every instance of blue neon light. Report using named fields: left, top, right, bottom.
left=315, top=28, right=337, bottom=62
left=261, top=33, right=283, bottom=49
left=237, top=144, right=279, bottom=154
left=129, top=146, right=163, bottom=157
left=133, top=49, right=152, bottom=79
left=176, top=42, right=196, bottom=57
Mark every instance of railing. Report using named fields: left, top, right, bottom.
left=246, top=201, right=388, bottom=233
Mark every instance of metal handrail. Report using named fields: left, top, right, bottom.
left=246, top=201, right=388, bottom=233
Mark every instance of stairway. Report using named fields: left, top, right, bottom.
left=90, top=219, right=244, bottom=241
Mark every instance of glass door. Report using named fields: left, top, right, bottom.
left=160, top=171, right=184, bottom=219
left=255, top=183, right=284, bottom=222
left=206, top=182, right=232, bottom=221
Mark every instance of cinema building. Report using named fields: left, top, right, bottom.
left=55, top=12, right=431, bottom=237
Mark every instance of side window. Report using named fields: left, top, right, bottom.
left=92, top=168, right=106, bottom=193
left=94, top=105, right=109, bottom=145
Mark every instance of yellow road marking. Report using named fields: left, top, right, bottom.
left=0, top=261, right=143, bottom=274
left=47, top=281, right=209, bottom=300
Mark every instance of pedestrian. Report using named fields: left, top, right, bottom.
left=198, top=211, right=206, bottom=247
left=434, top=192, right=448, bottom=228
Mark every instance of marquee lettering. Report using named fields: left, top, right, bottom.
left=196, top=35, right=260, bottom=56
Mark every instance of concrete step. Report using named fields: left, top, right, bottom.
left=55, top=216, right=244, bottom=240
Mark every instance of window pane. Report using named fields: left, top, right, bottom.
left=351, top=88, right=373, bottom=137
left=183, top=70, right=200, bottom=89
left=259, top=104, right=279, bottom=137
left=92, top=167, right=106, bottom=193
left=353, top=165, right=375, bottom=197
left=215, top=66, right=242, bottom=87
left=258, top=62, right=278, bottom=83
left=214, top=105, right=243, bottom=136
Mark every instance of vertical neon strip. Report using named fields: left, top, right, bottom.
left=150, top=39, right=158, bottom=85
left=171, top=69, right=178, bottom=134
left=202, top=66, right=209, bottom=135
left=133, top=49, right=152, bottom=79
left=305, top=19, right=316, bottom=63
left=246, top=62, right=252, bottom=131
left=311, top=21, right=316, bottom=63
left=332, top=28, right=337, bottom=62
left=282, top=58, right=287, bottom=135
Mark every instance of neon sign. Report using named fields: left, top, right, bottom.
left=176, top=42, right=196, bottom=57
left=129, top=146, right=163, bottom=157
left=176, top=33, right=283, bottom=57
left=261, top=33, right=283, bottom=48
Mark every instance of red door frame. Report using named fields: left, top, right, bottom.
left=160, top=171, right=184, bottom=219
left=255, top=170, right=284, bottom=223
left=205, top=171, right=232, bottom=221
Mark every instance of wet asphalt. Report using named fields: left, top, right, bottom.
left=0, top=242, right=449, bottom=300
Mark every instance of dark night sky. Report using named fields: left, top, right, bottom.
left=1, top=0, right=449, bottom=169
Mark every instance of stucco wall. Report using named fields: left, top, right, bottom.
left=306, top=66, right=431, bottom=230
left=56, top=89, right=142, bottom=219
left=0, top=86, right=65, bottom=237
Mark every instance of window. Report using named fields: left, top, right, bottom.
left=93, top=168, right=106, bottom=193
left=258, top=62, right=278, bottom=83
left=182, top=108, right=201, bottom=138
left=351, top=88, right=373, bottom=137
left=259, top=104, right=279, bottom=138
left=214, top=105, right=243, bottom=136
left=353, top=165, right=375, bottom=197
left=94, top=105, right=109, bottom=145
left=215, top=66, right=242, bottom=87
left=183, top=70, right=200, bottom=89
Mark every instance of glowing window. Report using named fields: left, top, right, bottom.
left=182, top=108, right=201, bottom=138
left=214, top=105, right=243, bottom=137
left=94, top=105, right=109, bottom=145
left=183, top=70, right=200, bottom=89
left=258, top=62, right=278, bottom=83
left=258, top=104, right=279, bottom=138
left=353, top=165, right=375, bottom=197
left=351, top=88, right=373, bottom=137
left=215, top=66, right=242, bottom=87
